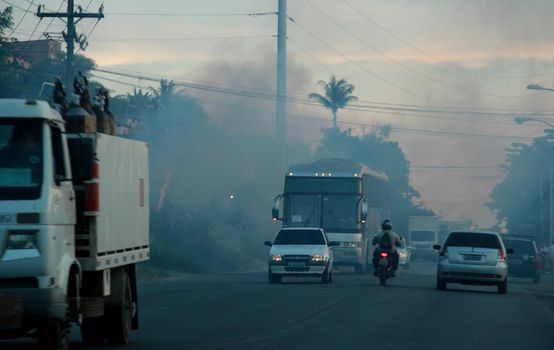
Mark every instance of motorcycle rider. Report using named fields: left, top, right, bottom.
left=372, top=220, right=402, bottom=277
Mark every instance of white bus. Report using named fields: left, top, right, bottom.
left=272, top=159, right=390, bottom=274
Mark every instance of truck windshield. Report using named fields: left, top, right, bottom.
left=410, top=230, right=435, bottom=241
left=0, top=119, right=43, bottom=200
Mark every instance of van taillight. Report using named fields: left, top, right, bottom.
left=84, top=160, right=99, bottom=215
left=498, top=249, right=506, bottom=262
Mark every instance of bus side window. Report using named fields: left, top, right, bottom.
left=51, top=126, right=66, bottom=183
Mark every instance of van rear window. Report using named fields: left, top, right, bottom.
left=445, top=232, right=500, bottom=249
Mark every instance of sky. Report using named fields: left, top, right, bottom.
left=8, top=0, right=554, bottom=227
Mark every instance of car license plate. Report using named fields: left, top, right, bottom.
left=0, top=293, right=23, bottom=329
left=464, top=254, right=481, bottom=261
left=288, top=262, right=305, bottom=268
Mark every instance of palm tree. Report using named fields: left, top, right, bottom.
left=308, top=76, right=359, bottom=129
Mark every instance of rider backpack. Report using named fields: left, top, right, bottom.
left=380, top=232, right=392, bottom=250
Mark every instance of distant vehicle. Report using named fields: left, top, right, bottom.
left=501, top=235, right=541, bottom=284
left=272, top=159, right=390, bottom=274
left=265, top=228, right=339, bottom=284
left=397, top=237, right=411, bottom=269
left=438, top=219, right=474, bottom=244
left=433, top=231, right=512, bottom=294
left=408, top=216, right=439, bottom=260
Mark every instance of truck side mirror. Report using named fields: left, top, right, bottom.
left=264, top=241, right=273, bottom=247
left=272, top=194, right=283, bottom=221
left=506, top=248, right=514, bottom=255
left=360, top=201, right=368, bottom=224
left=433, top=244, right=441, bottom=250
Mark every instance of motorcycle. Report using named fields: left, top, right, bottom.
left=376, top=251, right=394, bottom=286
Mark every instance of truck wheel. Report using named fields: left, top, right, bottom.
left=37, top=320, right=70, bottom=350
left=81, top=317, right=106, bottom=345
left=106, top=270, right=134, bottom=344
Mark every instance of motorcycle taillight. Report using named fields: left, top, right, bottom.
left=380, top=252, right=388, bottom=258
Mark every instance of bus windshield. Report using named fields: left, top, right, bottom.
left=322, top=195, right=360, bottom=231
left=284, top=194, right=361, bottom=231
left=284, top=194, right=321, bottom=228
left=0, top=119, right=43, bottom=200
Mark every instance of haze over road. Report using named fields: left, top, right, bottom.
left=2, top=263, right=553, bottom=350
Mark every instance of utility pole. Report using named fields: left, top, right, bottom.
left=37, top=1, right=104, bottom=84
left=276, top=0, right=287, bottom=169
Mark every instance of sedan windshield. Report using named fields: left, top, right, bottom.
left=274, top=229, right=326, bottom=245
left=445, top=232, right=500, bottom=249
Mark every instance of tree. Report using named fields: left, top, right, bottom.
left=488, top=131, right=554, bottom=243
left=308, top=75, right=359, bottom=128
left=0, top=7, right=13, bottom=42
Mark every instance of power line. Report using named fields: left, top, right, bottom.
left=341, top=0, right=554, bottom=80
left=90, top=67, right=554, bottom=126
left=287, top=15, right=449, bottom=107
left=306, top=0, right=543, bottom=99
left=7, top=0, right=34, bottom=39
left=91, top=34, right=274, bottom=42
left=411, top=165, right=503, bottom=169
left=0, top=0, right=28, bottom=12
left=88, top=69, right=535, bottom=142
left=105, top=11, right=276, bottom=17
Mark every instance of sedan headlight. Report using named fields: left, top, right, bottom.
left=311, top=254, right=327, bottom=262
left=343, top=241, right=361, bottom=248
left=271, top=255, right=283, bottom=262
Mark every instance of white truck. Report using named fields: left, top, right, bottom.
left=0, top=99, right=149, bottom=349
left=408, top=216, right=439, bottom=260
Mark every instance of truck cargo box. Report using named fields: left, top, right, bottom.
left=67, top=133, right=149, bottom=271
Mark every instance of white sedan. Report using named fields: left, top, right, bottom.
left=265, top=227, right=339, bottom=284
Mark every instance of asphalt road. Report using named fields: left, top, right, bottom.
left=2, top=262, right=554, bottom=349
